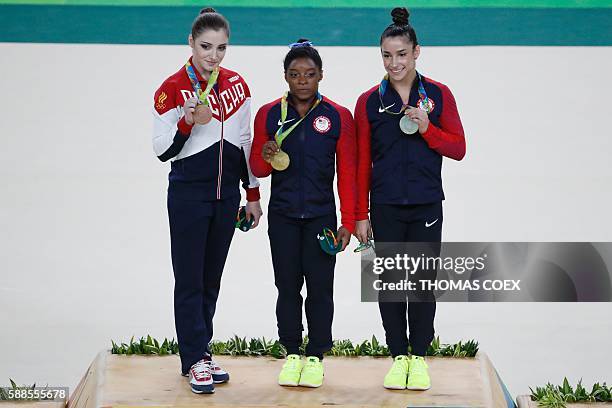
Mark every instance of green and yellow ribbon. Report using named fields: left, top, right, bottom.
left=185, top=60, right=219, bottom=106
left=274, top=92, right=322, bottom=147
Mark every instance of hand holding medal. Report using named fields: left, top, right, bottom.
left=262, top=140, right=289, bottom=171
left=404, top=105, right=430, bottom=134
left=379, top=71, right=432, bottom=135
left=262, top=140, right=280, bottom=163
left=183, top=96, right=199, bottom=126
left=185, top=61, right=219, bottom=125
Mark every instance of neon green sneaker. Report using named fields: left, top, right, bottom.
left=298, top=356, right=324, bottom=388
left=384, top=355, right=410, bottom=390
left=278, top=354, right=303, bottom=386
left=406, top=355, right=431, bottom=390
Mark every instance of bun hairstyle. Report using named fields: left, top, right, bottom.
left=380, top=7, right=418, bottom=48
left=391, top=7, right=409, bottom=26
left=191, top=7, right=230, bottom=39
left=283, top=38, right=323, bottom=71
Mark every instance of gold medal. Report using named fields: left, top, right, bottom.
left=194, top=105, right=213, bottom=125
left=270, top=150, right=290, bottom=171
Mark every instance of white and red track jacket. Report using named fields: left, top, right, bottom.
left=152, top=59, right=260, bottom=202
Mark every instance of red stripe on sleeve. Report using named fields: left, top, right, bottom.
left=327, top=99, right=357, bottom=233
left=249, top=100, right=276, bottom=178
left=421, top=82, right=466, bottom=161
left=354, top=88, right=375, bottom=221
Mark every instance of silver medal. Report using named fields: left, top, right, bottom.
left=399, top=115, right=419, bottom=134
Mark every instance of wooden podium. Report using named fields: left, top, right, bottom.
left=68, top=351, right=516, bottom=407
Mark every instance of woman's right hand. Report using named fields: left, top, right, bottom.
left=262, top=141, right=280, bottom=163
left=183, top=96, right=199, bottom=125
left=354, top=219, right=372, bottom=244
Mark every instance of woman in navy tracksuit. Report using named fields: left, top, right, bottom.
left=354, top=8, right=466, bottom=390
left=152, top=8, right=262, bottom=394
left=250, top=39, right=356, bottom=388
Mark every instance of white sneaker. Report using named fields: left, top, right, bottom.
left=188, top=359, right=214, bottom=394
left=205, top=358, right=230, bottom=383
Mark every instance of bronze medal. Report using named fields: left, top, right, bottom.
left=270, top=150, right=290, bottom=171
left=194, top=104, right=213, bottom=125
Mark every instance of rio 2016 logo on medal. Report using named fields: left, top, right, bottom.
left=313, top=116, right=331, bottom=133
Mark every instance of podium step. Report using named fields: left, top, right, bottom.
left=69, top=351, right=515, bottom=407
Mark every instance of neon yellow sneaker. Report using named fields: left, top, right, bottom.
left=298, top=356, right=324, bottom=388
left=278, top=354, right=303, bottom=386
left=383, top=355, right=410, bottom=390
left=406, top=355, right=431, bottom=390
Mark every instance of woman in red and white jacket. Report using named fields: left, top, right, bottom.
left=152, top=8, right=262, bottom=395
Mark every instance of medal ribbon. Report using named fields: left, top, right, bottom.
left=378, top=71, right=432, bottom=114
left=275, top=92, right=322, bottom=147
left=185, top=60, right=219, bottom=106
left=415, top=73, right=432, bottom=113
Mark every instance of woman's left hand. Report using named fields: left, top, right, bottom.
left=354, top=219, right=371, bottom=244
left=336, top=226, right=352, bottom=251
left=405, top=106, right=430, bottom=134
left=245, top=200, right=263, bottom=228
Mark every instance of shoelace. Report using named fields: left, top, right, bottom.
left=204, top=360, right=218, bottom=370
left=191, top=360, right=211, bottom=380
left=303, top=361, right=318, bottom=370
left=390, top=358, right=408, bottom=374
left=410, top=358, right=427, bottom=374
left=284, top=358, right=301, bottom=370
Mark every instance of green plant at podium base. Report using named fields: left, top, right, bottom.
left=530, top=378, right=612, bottom=407
left=110, top=334, right=479, bottom=358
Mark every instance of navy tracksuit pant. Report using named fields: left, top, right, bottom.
left=167, top=193, right=239, bottom=374
left=268, top=210, right=337, bottom=359
left=370, top=202, right=442, bottom=357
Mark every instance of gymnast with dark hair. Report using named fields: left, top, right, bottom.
left=250, top=38, right=357, bottom=388
left=354, top=7, right=466, bottom=391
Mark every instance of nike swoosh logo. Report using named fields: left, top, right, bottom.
left=378, top=103, right=395, bottom=113
left=425, top=219, right=439, bottom=228
left=277, top=118, right=296, bottom=126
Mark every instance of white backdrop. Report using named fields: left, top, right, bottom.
left=0, top=43, right=611, bottom=397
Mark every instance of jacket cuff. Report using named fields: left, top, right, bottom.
left=246, top=187, right=260, bottom=202
left=355, top=211, right=369, bottom=221
left=177, top=117, right=194, bottom=136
